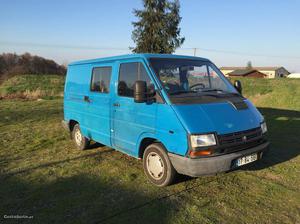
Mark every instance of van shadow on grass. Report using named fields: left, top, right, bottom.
left=0, top=149, right=113, bottom=180
left=243, top=107, right=300, bottom=171
left=0, top=174, right=179, bottom=224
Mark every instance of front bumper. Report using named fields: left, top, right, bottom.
left=168, top=141, right=269, bottom=177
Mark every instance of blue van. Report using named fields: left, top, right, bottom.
left=63, top=54, right=269, bottom=186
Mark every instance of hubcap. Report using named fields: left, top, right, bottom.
left=74, top=128, right=82, bottom=145
left=146, top=152, right=164, bottom=180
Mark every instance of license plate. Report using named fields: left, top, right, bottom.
left=236, top=153, right=258, bottom=167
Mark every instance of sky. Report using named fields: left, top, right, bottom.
left=0, top=0, right=299, bottom=72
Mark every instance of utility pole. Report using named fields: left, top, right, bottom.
left=193, top=48, right=197, bottom=56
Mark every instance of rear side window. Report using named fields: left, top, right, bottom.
left=118, top=62, right=152, bottom=97
left=91, top=67, right=112, bottom=93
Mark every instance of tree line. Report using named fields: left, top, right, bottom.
left=0, top=52, right=66, bottom=82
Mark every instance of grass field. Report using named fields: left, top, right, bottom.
left=0, top=75, right=299, bottom=223
left=0, top=75, right=64, bottom=99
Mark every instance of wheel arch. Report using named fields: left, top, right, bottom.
left=69, top=119, right=78, bottom=131
left=137, top=133, right=168, bottom=159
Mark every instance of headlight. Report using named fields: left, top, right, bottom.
left=261, top=122, right=267, bottom=134
left=190, top=134, right=216, bottom=148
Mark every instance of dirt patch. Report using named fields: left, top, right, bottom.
left=264, top=172, right=282, bottom=181
left=248, top=93, right=271, bottom=105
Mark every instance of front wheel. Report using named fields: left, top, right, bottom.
left=72, top=124, right=90, bottom=150
left=143, top=143, right=177, bottom=187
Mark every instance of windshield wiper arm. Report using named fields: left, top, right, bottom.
left=169, top=90, right=197, bottom=95
left=201, top=89, right=224, bottom=92
left=169, top=90, right=220, bottom=98
left=201, top=89, right=241, bottom=96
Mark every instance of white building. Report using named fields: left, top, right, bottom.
left=287, top=73, right=300, bottom=78
left=220, top=66, right=290, bottom=78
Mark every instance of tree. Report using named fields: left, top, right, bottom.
left=131, top=0, right=185, bottom=54
left=247, top=61, right=253, bottom=69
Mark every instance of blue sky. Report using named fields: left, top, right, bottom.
left=0, top=0, right=299, bottom=71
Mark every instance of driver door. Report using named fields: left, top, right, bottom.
left=111, top=60, right=157, bottom=155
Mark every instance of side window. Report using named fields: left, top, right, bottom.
left=90, top=67, right=112, bottom=93
left=118, top=62, right=152, bottom=97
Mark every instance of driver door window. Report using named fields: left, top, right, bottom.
left=118, top=62, right=152, bottom=97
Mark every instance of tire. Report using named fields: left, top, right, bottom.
left=143, top=143, right=177, bottom=187
left=71, top=124, right=90, bottom=150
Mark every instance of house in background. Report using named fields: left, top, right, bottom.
left=220, top=66, right=290, bottom=78
left=227, top=69, right=267, bottom=78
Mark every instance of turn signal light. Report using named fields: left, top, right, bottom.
left=189, top=149, right=213, bottom=157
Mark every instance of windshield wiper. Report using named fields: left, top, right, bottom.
left=169, top=90, right=220, bottom=99
left=169, top=90, right=197, bottom=95
left=201, top=89, right=241, bottom=96
left=201, top=89, right=225, bottom=92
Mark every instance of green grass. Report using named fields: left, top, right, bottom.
left=0, top=77, right=299, bottom=223
left=240, top=78, right=300, bottom=110
left=0, top=74, right=64, bottom=99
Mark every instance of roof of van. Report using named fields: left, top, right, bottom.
left=69, top=54, right=210, bottom=66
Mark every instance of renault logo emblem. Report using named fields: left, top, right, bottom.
left=242, top=136, right=247, bottom=141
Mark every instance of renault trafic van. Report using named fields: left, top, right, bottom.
left=63, top=54, right=269, bottom=186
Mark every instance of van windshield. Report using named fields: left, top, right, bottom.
left=149, top=58, right=238, bottom=96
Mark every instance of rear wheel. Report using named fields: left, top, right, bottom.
left=72, top=124, right=90, bottom=150
left=143, top=143, right=177, bottom=187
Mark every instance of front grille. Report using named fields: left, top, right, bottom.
left=217, top=127, right=263, bottom=154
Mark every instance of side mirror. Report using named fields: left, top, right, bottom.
left=234, top=80, right=242, bottom=94
left=134, top=80, right=147, bottom=103
left=147, top=83, right=156, bottom=98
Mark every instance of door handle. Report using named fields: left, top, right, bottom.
left=113, top=102, right=120, bottom=107
left=84, top=96, right=90, bottom=103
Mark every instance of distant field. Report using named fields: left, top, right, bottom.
left=0, top=76, right=299, bottom=223
left=0, top=74, right=64, bottom=99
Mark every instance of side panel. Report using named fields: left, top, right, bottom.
left=86, top=63, right=115, bottom=147
left=134, top=103, right=189, bottom=157
left=64, top=57, right=189, bottom=158
left=64, top=64, right=91, bottom=137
